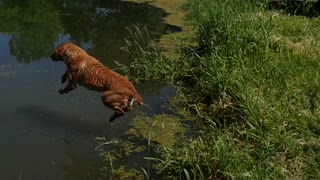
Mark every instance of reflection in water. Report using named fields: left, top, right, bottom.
left=0, top=0, right=172, bottom=178
left=0, top=0, right=61, bottom=63
left=0, top=0, right=167, bottom=65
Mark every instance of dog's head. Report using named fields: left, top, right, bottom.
left=50, top=42, right=81, bottom=63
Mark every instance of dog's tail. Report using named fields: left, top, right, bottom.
left=132, top=89, right=144, bottom=106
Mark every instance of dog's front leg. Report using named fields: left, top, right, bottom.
left=59, top=83, right=76, bottom=94
left=59, top=73, right=77, bottom=94
left=61, top=71, right=68, bottom=84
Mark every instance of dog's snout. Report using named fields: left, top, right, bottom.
left=50, top=53, right=59, bottom=61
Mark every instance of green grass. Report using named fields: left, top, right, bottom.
left=119, top=0, right=320, bottom=179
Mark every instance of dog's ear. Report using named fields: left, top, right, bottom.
left=61, top=46, right=77, bottom=63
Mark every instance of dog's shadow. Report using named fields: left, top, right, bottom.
left=16, top=104, right=106, bottom=135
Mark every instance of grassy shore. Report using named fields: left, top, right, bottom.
left=120, top=0, right=320, bottom=179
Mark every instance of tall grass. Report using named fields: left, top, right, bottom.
left=121, top=26, right=181, bottom=81
left=121, top=0, right=320, bottom=179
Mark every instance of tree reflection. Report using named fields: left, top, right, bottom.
left=53, top=0, right=167, bottom=66
left=0, top=0, right=61, bottom=63
left=0, top=0, right=167, bottom=64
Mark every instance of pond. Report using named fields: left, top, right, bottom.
left=0, top=0, right=176, bottom=179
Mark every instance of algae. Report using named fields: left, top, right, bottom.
left=126, top=115, right=187, bottom=147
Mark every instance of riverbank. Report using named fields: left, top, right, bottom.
left=120, top=0, right=320, bottom=179
left=123, top=0, right=194, bottom=60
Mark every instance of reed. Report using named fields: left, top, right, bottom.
left=121, top=26, right=181, bottom=81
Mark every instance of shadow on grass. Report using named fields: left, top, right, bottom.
left=268, top=0, right=320, bottom=17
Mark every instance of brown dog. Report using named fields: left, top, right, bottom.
left=50, top=42, right=143, bottom=122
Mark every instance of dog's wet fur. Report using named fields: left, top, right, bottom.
left=51, top=42, right=143, bottom=122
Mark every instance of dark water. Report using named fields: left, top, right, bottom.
left=0, top=0, right=174, bottom=179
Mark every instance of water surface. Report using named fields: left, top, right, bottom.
left=0, top=0, right=173, bottom=179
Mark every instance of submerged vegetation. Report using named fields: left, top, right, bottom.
left=102, top=0, right=320, bottom=179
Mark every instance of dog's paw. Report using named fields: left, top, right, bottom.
left=59, top=89, right=65, bottom=94
left=61, top=74, right=67, bottom=84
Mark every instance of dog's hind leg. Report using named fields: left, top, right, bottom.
left=109, top=107, right=125, bottom=122
left=101, top=90, right=130, bottom=122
